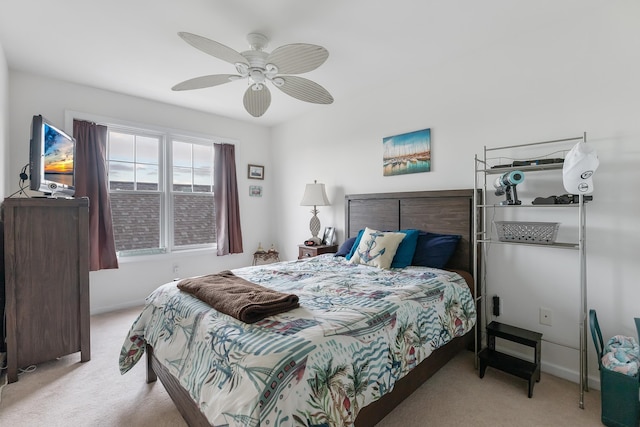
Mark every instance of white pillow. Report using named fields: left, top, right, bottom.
left=349, top=227, right=406, bottom=269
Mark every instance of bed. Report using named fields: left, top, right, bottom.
left=119, top=189, right=479, bottom=427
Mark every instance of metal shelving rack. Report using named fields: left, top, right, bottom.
left=473, top=134, right=589, bottom=409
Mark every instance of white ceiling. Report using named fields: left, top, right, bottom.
left=0, top=0, right=583, bottom=127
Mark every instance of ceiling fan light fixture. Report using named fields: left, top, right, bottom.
left=235, top=63, right=249, bottom=76
left=264, top=64, right=278, bottom=78
left=249, top=69, right=265, bottom=83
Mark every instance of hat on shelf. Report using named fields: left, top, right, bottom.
left=562, top=142, right=599, bottom=194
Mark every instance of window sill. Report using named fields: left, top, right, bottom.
left=116, top=246, right=217, bottom=264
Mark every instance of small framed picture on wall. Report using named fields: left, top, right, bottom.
left=249, top=185, right=262, bottom=197
left=248, top=164, right=264, bottom=180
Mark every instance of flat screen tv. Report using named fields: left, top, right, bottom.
left=29, top=115, right=76, bottom=197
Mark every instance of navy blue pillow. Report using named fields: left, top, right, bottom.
left=412, top=232, right=461, bottom=269
left=335, top=236, right=357, bottom=257
left=345, top=229, right=365, bottom=260
left=390, top=229, right=420, bottom=268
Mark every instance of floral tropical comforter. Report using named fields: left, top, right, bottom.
left=119, top=255, right=476, bottom=427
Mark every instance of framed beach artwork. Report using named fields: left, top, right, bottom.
left=383, top=128, right=431, bottom=176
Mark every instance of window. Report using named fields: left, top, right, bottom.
left=171, top=140, right=215, bottom=247
left=107, top=126, right=216, bottom=256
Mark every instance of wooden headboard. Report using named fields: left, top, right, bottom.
left=345, top=189, right=477, bottom=275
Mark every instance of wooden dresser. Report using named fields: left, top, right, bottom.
left=3, top=197, right=90, bottom=382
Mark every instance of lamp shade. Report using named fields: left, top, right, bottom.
left=300, top=181, right=330, bottom=206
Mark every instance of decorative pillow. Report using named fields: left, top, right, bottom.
left=345, top=229, right=365, bottom=260
left=412, top=232, right=461, bottom=269
left=349, top=227, right=406, bottom=269
left=334, top=236, right=358, bottom=257
left=390, top=229, right=420, bottom=268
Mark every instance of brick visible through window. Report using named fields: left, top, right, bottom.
left=110, top=192, right=161, bottom=251
left=173, top=194, right=216, bottom=246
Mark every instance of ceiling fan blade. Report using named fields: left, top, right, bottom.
left=267, top=44, right=329, bottom=74
left=243, top=85, right=271, bottom=117
left=172, top=74, right=240, bottom=91
left=178, top=32, right=248, bottom=66
left=275, top=76, right=334, bottom=104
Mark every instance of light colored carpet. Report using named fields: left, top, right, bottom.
left=0, top=306, right=604, bottom=426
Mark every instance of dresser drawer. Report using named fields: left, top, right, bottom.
left=298, top=244, right=338, bottom=259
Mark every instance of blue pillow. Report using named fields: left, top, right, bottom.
left=390, top=229, right=420, bottom=268
left=345, top=229, right=365, bottom=260
left=335, top=236, right=357, bottom=257
left=412, top=232, right=461, bottom=269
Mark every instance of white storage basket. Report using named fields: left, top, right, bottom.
left=494, top=221, right=560, bottom=244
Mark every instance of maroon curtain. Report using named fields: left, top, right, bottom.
left=74, top=119, right=119, bottom=271
left=214, top=143, right=243, bottom=255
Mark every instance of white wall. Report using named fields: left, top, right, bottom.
left=271, top=2, right=640, bottom=387
left=0, top=42, right=8, bottom=200
left=8, top=72, right=274, bottom=313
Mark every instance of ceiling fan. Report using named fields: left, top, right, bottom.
left=172, top=32, right=334, bottom=118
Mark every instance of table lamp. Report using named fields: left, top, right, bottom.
left=300, top=180, right=330, bottom=245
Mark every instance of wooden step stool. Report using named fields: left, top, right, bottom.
left=479, top=321, right=542, bottom=398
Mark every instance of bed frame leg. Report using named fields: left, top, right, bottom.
left=146, top=343, right=157, bottom=384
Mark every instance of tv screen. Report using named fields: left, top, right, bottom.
left=29, top=115, right=76, bottom=197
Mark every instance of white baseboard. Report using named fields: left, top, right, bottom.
left=90, top=299, right=145, bottom=315
left=541, top=359, right=601, bottom=390
left=495, top=345, right=601, bottom=391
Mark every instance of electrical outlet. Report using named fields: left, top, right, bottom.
left=540, top=307, right=552, bottom=326
left=172, top=263, right=179, bottom=274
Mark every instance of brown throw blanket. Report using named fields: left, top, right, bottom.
left=177, top=271, right=299, bottom=324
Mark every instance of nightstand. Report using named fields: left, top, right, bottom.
left=253, top=251, right=280, bottom=266
left=298, top=244, right=338, bottom=259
